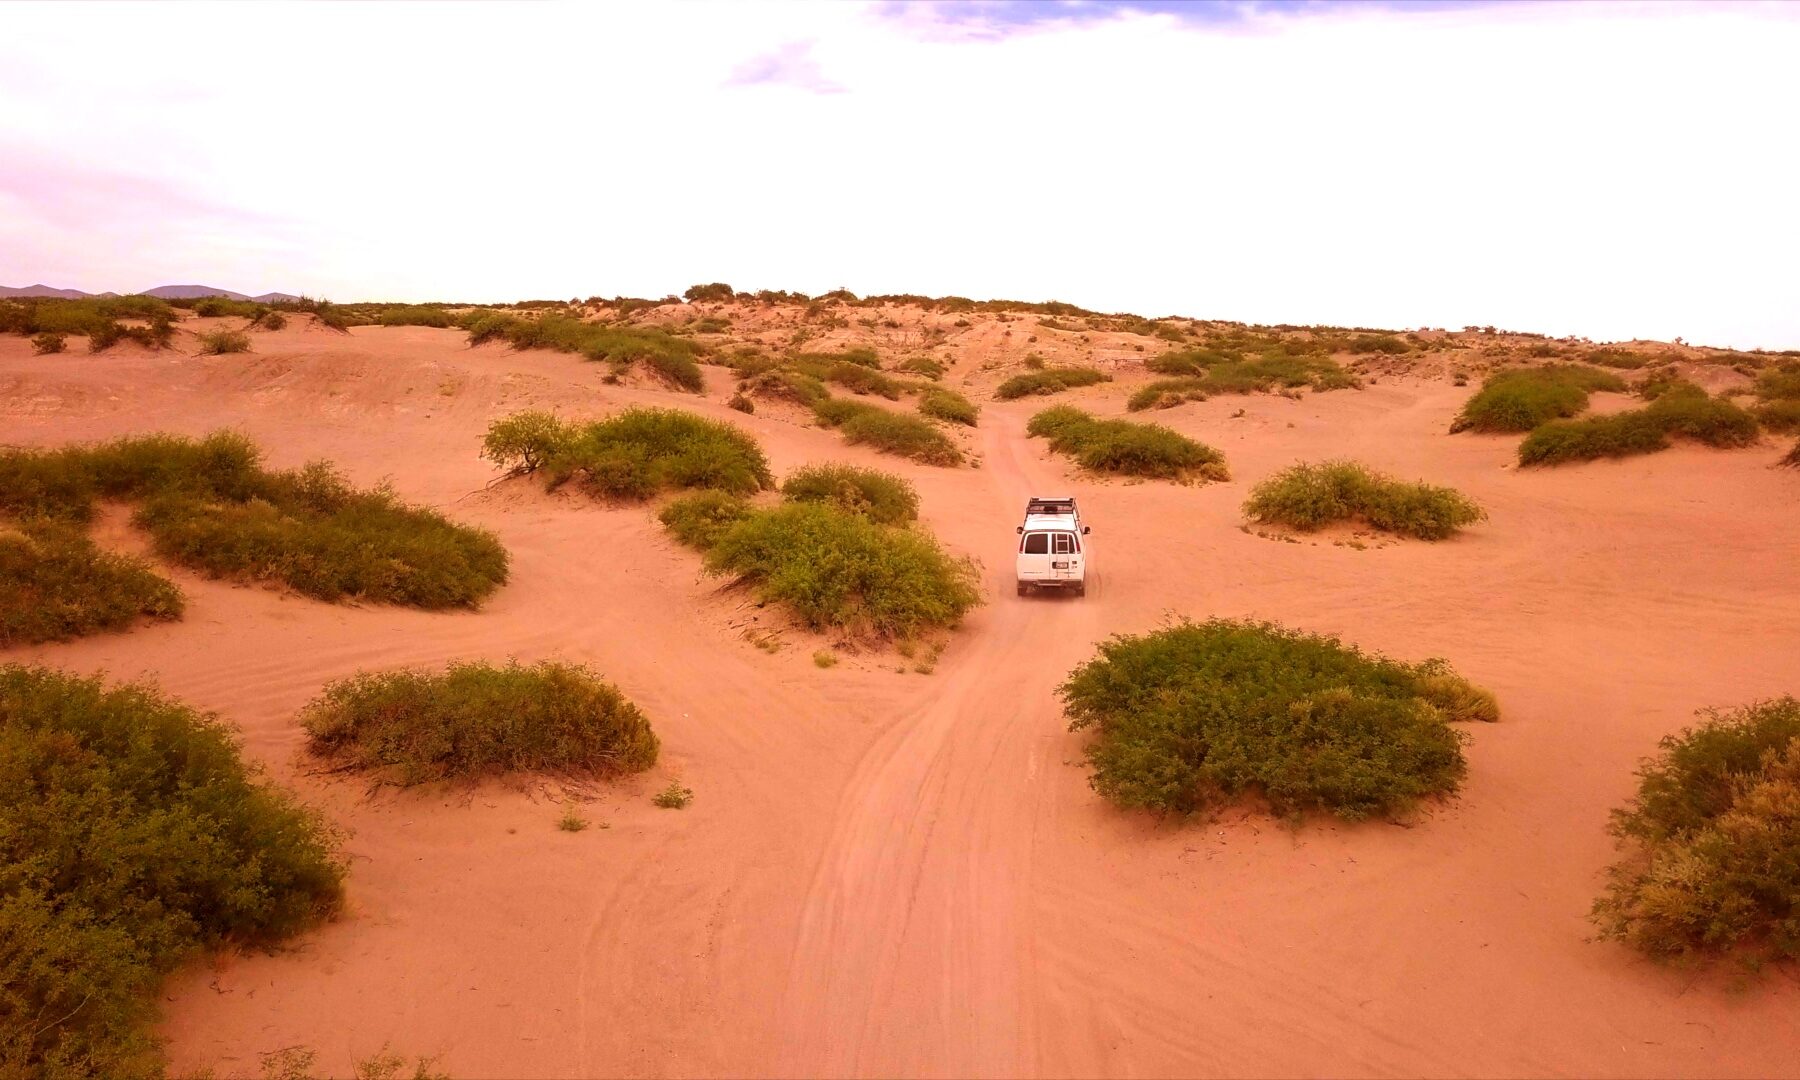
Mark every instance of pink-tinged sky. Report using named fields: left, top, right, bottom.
left=2, top=0, right=1797, bottom=348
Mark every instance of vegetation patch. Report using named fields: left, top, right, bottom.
left=1243, top=461, right=1485, bottom=540
left=1132, top=351, right=1356, bottom=410
left=1026, top=405, right=1227, bottom=482
left=811, top=400, right=964, bottom=466
left=483, top=408, right=773, bottom=499
left=1060, top=619, right=1496, bottom=820
left=1592, top=697, right=1800, bottom=966
left=31, top=332, right=65, bottom=355
left=897, top=356, right=946, bottom=380
left=1784, top=440, right=1800, bottom=469
left=1518, top=387, right=1760, bottom=466
left=1450, top=364, right=1626, bottom=433
left=302, top=660, right=656, bottom=787
left=464, top=312, right=705, bottom=391
left=780, top=464, right=918, bottom=525
left=0, top=432, right=508, bottom=610
left=1, top=665, right=343, bottom=1079
left=822, top=361, right=903, bottom=399
left=658, top=490, right=753, bottom=550
left=994, top=367, right=1111, bottom=400
left=377, top=304, right=456, bottom=328
left=197, top=328, right=251, bottom=355
left=917, top=386, right=979, bottom=426
left=0, top=519, right=183, bottom=646
left=698, top=503, right=980, bottom=639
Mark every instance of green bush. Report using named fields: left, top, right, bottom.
left=1518, top=392, right=1760, bottom=466
left=301, top=660, right=658, bottom=787
left=838, top=407, right=964, bottom=466
left=792, top=347, right=882, bottom=369
left=741, top=369, right=829, bottom=406
left=1, top=665, right=344, bottom=1079
left=1, top=520, right=183, bottom=646
left=994, top=367, right=1111, bottom=400
left=193, top=297, right=265, bottom=320
left=780, top=463, right=918, bottom=525
left=485, top=408, right=772, bottom=499
left=0, top=296, right=174, bottom=340
left=377, top=304, right=455, bottom=328
left=1450, top=365, right=1626, bottom=433
left=30, top=332, right=64, bottom=355
left=1591, top=697, right=1800, bottom=965
left=464, top=313, right=704, bottom=392
left=1346, top=334, right=1409, bottom=355
left=197, top=328, right=251, bottom=355
left=897, top=356, right=946, bottom=380
left=1060, top=619, right=1495, bottom=820
left=658, top=490, right=753, bottom=550
left=1585, top=347, right=1659, bottom=370
left=1753, top=367, right=1800, bottom=403
left=1128, top=353, right=1358, bottom=411
left=1243, top=461, right=1485, bottom=540
left=0, top=433, right=508, bottom=609
left=701, top=502, right=980, bottom=639
left=917, top=387, right=979, bottom=426
left=1026, top=406, right=1227, bottom=481
left=824, top=361, right=902, bottom=399
left=1754, top=399, right=1800, bottom=434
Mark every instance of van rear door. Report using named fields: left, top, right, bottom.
left=1050, top=530, right=1081, bottom=580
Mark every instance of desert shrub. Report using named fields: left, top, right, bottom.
left=197, top=328, right=251, bottom=355
left=1129, top=352, right=1355, bottom=410
left=658, top=490, right=753, bottom=550
left=376, top=304, right=455, bottom=328
left=653, top=781, right=694, bottom=809
left=30, top=332, right=64, bottom=355
left=0, top=665, right=343, bottom=1079
left=1585, top=347, right=1659, bottom=370
left=258, top=310, right=288, bottom=331
left=791, top=347, right=881, bottom=369
left=897, top=356, right=946, bottom=380
left=0, top=520, right=184, bottom=646
left=193, top=297, right=265, bottom=319
left=683, top=282, right=736, bottom=303
left=0, top=433, right=508, bottom=609
left=1753, top=367, right=1800, bottom=403
left=690, top=316, right=731, bottom=334
left=1753, top=399, right=1800, bottom=434
left=824, top=361, right=902, bottom=399
left=818, top=403, right=963, bottom=466
left=1591, top=697, right=1800, bottom=965
left=1026, top=406, right=1227, bottom=481
left=994, top=367, right=1110, bottom=400
left=780, top=463, right=919, bottom=525
left=1346, top=333, right=1409, bottom=355
left=1146, top=349, right=1230, bottom=376
left=741, top=368, right=829, bottom=406
left=917, top=387, right=979, bottom=426
left=301, top=660, right=658, bottom=786
left=1519, top=392, right=1760, bottom=466
left=701, top=503, right=979, bottom=638
left=487, top=408, right=771, bottom=499
left=463, top=313, right=704, bottom=391
left=1243, top=461, right=1485, bottom=540
left=1060, top=619, right=1495, bottom=820
left=1450, top=364, right=1626, bottom=433
left=727, top=391, right=754, bottom=414
left=1, top=296, right=174, bottom=341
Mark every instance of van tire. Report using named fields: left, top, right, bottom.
left=1016, top=582, right=1029, bottom=597
left=1073, top=582, right=1086, bottom=597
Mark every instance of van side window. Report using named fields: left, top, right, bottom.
left=1023, top=532, right=1049, bottom=554
left=1053, top=533, right=1076, bottom=555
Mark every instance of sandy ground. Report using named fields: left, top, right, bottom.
left=4, top=320, right=1800, bottom=1079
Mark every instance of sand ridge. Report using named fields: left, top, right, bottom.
left=3, top=316, right=1799, bottom=1078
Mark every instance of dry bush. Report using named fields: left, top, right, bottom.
left=1244, top=461, right=1485, bottom=540
left=1027, top=406, right=1227, bottom=481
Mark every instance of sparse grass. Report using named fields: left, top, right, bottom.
left=1518, top=389, right=1760, bottom=466
left=822, top=361, right=903, bottom=399
left=0, top=518, right=184, bottom=646
left=813, top=650, right=838, bottom=669
left=557, top=803, right=590, bottom=832
left=0, top=433, right=508, bottom=609
left=698, top=502, right=981, bottom=639
left=197, top=328, right=251, bottom=355
left=258, top=1044, right=450, bottom=1080
left=812, top=400, right=964, bottom=466
left=1450, top=364, right=1626, bottom=433
left=301, top=660, right=659, bottom=787
left=1, top=664, right=344, bottom=1080
left=1243, top=461, right=1485, bottom=540
left=463, top=313, right=704, bottom=391
left=1026, top=406, right=1228, bottom=482
left=741, top=368, right=829, bottom=407
left=1128, top=353, right=1357, bottom=411
left=657, top=490, right=753, bottom=550
left=483, top=408, right=773, bottom=499
left=994, top=367, right=1111, bottom=400
left=1060, top=619, right=1494, bottom=821
left=780, top=464, right=919, bottom=525
left=897, top=356, right=946, bottom=380
left=1753, top=367, right=1800, bottom=403
left=653, top=781, right=694, bottom=809
left=30, top=332, right=64, bottom=355
left=1591, top=697, right=1800, bottom=967
left=1753, top=399, right=1800, bottom=434
left=918, top=387, right=979, bottom=426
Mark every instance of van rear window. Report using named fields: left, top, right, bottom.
left=1020, top=531, right=1079, bottom=554
left=1022, top=532, right=1049, bottom=554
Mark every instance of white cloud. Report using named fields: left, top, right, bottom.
left=1, top=0, right=1795, bottom=347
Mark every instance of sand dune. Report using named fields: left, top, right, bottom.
left=4, top=316, right=1798, bottom=1078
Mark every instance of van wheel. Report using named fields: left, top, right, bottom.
left=1073, top=583, right=1086, bottom=597
left=1016, top=582, right=1029, bottom=597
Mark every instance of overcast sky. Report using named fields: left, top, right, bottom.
left=3, top=0, right=1796, bottom=348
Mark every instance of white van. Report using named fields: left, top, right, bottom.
left=1015, top=496, right=1089, bottom=596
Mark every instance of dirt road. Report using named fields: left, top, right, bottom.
left=5, top=324, right=1799, bottom=1077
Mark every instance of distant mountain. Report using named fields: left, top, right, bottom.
left=0, top=284, right=93, bottom=299
left=251, top=292, right=302, bottom=304
left=139, top=284, right=251, bottom=301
